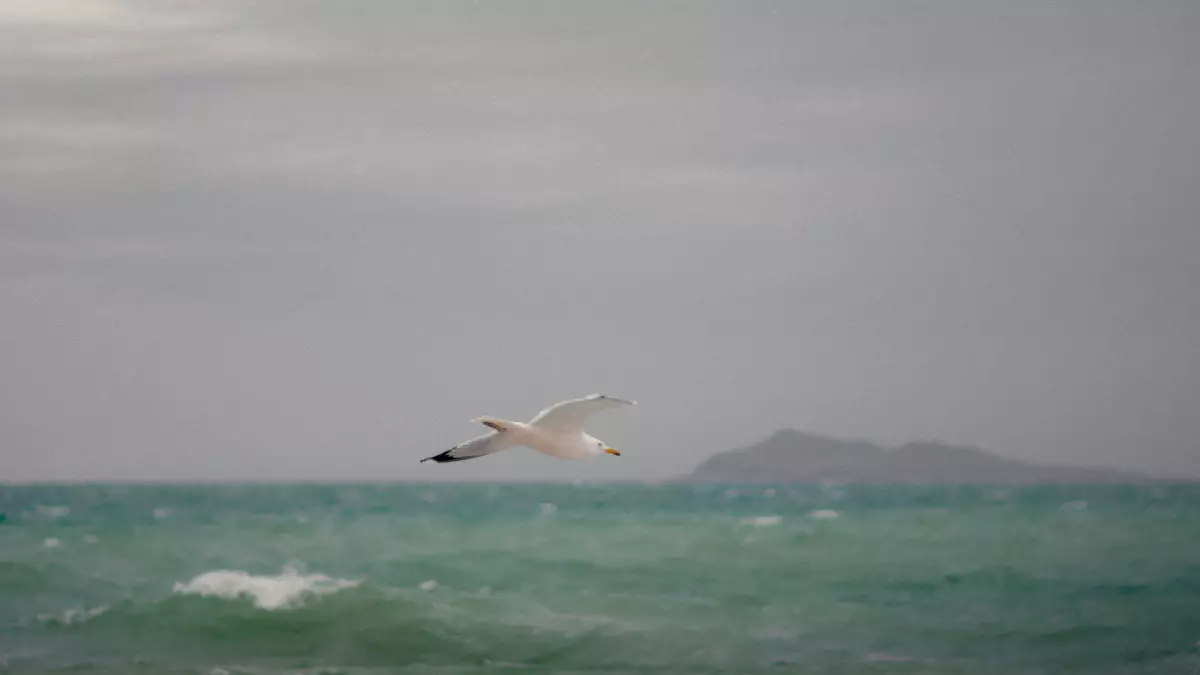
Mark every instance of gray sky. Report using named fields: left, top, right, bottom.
left=2, top=0, right=1198, bottom=482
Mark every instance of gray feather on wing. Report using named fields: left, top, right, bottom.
left=421, top=431, right=515, bottom=463
left=529, top=394, right=636, bottom=431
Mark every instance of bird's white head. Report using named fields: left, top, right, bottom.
left=586, top=434, right=621, bottom=457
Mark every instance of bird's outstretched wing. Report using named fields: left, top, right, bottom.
left=421, top=431, right=516, bottom=463
left=529, top=394, right=635, bottom=431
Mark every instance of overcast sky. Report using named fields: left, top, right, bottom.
left=2, top=0, right=1198, bottom=482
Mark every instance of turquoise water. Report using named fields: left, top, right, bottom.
left=1, top=483, right=1198, bottom=674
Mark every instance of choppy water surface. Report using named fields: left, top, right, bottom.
left=1, top=483, right=1198, bottom=674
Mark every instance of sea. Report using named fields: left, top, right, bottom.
left=1, top=482, right=1197, bottom=675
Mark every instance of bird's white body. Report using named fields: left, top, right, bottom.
left=499, top=422, right=607, bottom=460
left=422, top=394, right=635, bottom=464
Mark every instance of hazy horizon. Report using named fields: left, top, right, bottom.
left=3, top=1, right=1198, bottom=482
left=3, top=425, right=1192, bottom=484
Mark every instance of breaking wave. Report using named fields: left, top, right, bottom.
left=171, top=566, right=359, bottom=610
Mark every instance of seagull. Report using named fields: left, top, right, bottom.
left=421, top=394, right=635, bottom=464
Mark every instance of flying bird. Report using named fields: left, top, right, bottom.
left=422, top=394, right=635, bottom=464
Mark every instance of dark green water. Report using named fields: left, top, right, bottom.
left=1, top=483, right=1198, bottom=674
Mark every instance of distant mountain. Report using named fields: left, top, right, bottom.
left=678, top=429, right=1156, bottom=484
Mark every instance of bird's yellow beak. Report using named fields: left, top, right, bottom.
left=604, top=447, right=621, bottom=456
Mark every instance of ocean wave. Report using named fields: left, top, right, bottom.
left=0, top=560, right=55, bottom=590
left=740, top=515, right=782, bottom=527
left=38, top=604, right=109, bottom=626
left=171, top=566, right=360, bottom=610
left=33, top=582, right=635, bottom=669
left=35, top=504, right=71, bottom=518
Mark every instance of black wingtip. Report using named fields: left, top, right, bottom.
left=421, top=449, right=469, bottom=464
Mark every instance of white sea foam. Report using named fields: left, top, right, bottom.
left=809, top=509, right=840, bottom=520
left=42, top=537, right=61, bottom=548
left=172, top=566, right=359, bottom=610
left=36, top=505, right=70, bottom=518
left=418, top=580, right=438, bottom=591
left=39, top=605, right=108, bottom=625
left=741, top=515, right=783, bottom=527
left=82, top=534, right=99, bottom=544
left=537, top=502, right=558, bottom=516
left=153, top=507, right=171, bottom=520
left=1060, top=500, right=1089, bottom=511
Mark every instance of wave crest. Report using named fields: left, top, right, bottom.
left=171, top=566, right=359, bottom=610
